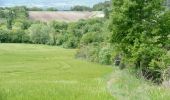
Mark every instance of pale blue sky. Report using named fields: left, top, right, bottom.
left=0, top=0, right=109, bottom=10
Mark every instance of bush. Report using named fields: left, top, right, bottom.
left=50, top=21, right=68, bottom=45
left=50, top=19, right=105, bottom=48
left=76, top=43, right=114, bottom=65
left=99, top=46, right=112, bottom=65
left=28, top=23, right=54, bottom=44
left=0, top=29, right=30, bottom=43
left=80, top=32, right=104, bottom=45
left=0, top=30, right=9, bottom=43
left=76, top=43, right=100, bottom=62
left=9, top=29, right=30, bottom=43
left=63, top=34, right=79, bottom=48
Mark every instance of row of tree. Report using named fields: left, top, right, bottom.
left=71, top=1, right=111, bottom=11
left=0, top=1, right=111, bottom=12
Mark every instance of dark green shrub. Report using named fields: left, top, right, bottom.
left=0, top=29, right=30, bottom=43
left=63, top=34, right=79, bottom=48
left=0, top=30, right=9, bottom=43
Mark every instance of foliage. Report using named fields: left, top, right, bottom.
left=5, top=9, right=15, bottom=29
left=93, top=1, right=111, bottom=11
left=75, top=18, right=113, bottom=65
left=1, top=9, right=106, bottom=48
left=76, top=43, right=100, bottom=62
left=76, top=43, right=114, bottom=65
left=0, top=29, right=30, bottom=43
left=0, top=29, right=9, bottom=43
left=28, top=23, right=54, bottom=44
left=50, top=21, right=68, bottom=45
left=93, top=1, right=112, bottom=18
left=49, top=19, right=105, bottom=48
left=99, top=45, right=112, bottom=65
left=27, top=7, right=43, bottom=11
left=46, top=7, right=58, bottom=11
left=0, top=6, right=28, bottom=29
left=110, top=0, right=170, bottom=82
left=71, top=5, right=92, bottom=11
left=27, top=7, right=58, bottom=11
left=12, top=6, right=28, bottom=19
left=80, top=32, right=103, bottom=45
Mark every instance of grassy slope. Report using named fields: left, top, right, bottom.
left=0, top=44, right=169, bottom=100
left=0, top=44, right=114, bottom=100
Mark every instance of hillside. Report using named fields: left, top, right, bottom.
left=28, top=11, right=104, bottom=22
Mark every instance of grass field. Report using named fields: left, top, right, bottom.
left=0, top=44, right=170, bottom=100
left=0, top=44, right=114, bottom=100
left=29, top=11, right=104, bottom=22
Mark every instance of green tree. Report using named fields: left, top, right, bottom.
left=50, top=21, right=68, bottom=45
left=46, top=7, right=58, bottom=11
left=71, top=6, right=92, bottom=11
left=93, top=1, right=111, bottom=11
left=80, top=32, right=103, bottom=45
left=5, top=9, right=15, bottom=29
left=110, top=0, right=170, bottom=82
left=28, top=24, right=54, bottom=44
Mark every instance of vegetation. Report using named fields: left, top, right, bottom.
left=28, top=23, right=54, bottom=44
left=71, top=6, right=92, bottom=11
left=110, top=0, right=170, bottom=83
left=108, top=68, right=170, bottom=100
left=0, top=1, right=169, bottom=82
left=0, top=44, right=170, bottom=100
left=22, top=1, right=112, bottom=12
left=70, top=1, right=112, bottom=12
left=27, top=7, right=58, bottom=11
left=93, top=1, right=111, bottom=11
left=0, top=0, right=170, bottom=99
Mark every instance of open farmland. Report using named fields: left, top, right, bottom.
left=29, top=11, right=104, bottom=22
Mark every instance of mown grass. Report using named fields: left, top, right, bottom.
left=0, top=43, right=114, bottom=100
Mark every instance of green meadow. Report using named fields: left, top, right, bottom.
left=0, top=44, right=114, bottom=100
left=0, top=44, right=170, bottom=100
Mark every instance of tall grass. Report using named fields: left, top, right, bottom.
left=108, top=68, right=170, bottom=100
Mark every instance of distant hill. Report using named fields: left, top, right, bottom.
left=28, top=11, right=104, bottom=22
